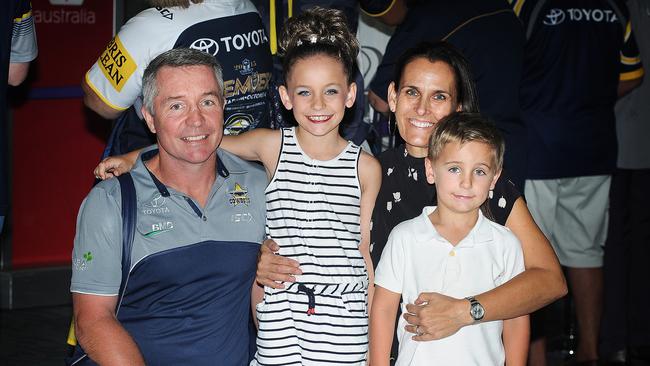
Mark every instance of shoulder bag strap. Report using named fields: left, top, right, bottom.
left=67, top=173, right=138, bottom=366
left=115, top=173, right=136, bottom=314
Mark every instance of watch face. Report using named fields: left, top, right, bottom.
left=470, top=303, right=485, bottom=320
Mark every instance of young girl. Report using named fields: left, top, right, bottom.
left=370, top=113, right=529, bottom=366
left=95, top=7, right=380, bottom=365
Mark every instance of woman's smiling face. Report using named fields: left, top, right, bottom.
left=388, top=58, right=460, bottom=158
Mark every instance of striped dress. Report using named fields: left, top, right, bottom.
left=252, top=127, right=369, bottom=365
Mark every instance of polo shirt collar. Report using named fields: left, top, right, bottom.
left=140, top=147, right=230, bottom=198
left=413, top=206, right=495, bottom=247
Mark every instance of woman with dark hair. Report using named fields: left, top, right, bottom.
left=370, top=41, right=484, bottom=266
left=258, top=41, right=566, bottom=361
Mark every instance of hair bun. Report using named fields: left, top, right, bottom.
left=278, top=6, right=359, bottom=60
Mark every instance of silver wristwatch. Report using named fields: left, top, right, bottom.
left=465, top=296, right=485, bottom=322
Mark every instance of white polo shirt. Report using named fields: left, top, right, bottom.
left=375, top=206, right=525, bottom=365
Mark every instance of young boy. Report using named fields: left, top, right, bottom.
left=369, top=112, right=529, bottom=366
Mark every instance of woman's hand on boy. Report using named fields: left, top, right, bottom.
left=403, top=292, right=471, bottom=341
left=256, top=239, right=302, bottom=289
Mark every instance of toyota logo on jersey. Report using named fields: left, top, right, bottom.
left=190, top=38, right=219, bottom=56
left=544, top=9, right=566, bottom=25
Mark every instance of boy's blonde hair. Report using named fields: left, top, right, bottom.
left=428, top=112, right=505, bottom=171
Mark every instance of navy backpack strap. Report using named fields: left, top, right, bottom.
left=116, top=173, right=136, bottom=310
left=66, top=173, right=138, bottom=366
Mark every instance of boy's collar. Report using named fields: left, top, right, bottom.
left=416, top=206, right=494, bottom=247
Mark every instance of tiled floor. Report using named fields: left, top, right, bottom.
left=0, top=303, right=567, bottom=366
left=0, top=305, right=72, bottom=366
left=0, top=304, right=647, bottom=366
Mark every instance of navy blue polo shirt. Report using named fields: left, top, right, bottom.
left=71, top=147, right=267, bottom=365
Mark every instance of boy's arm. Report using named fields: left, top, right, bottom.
left=503, top=315, right=530, bottom=366
left=358, top=152, right=382, bottom=311
left=369, top=286, right=401, bottom=366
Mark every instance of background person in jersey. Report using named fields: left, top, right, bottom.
left=366, top=0, right=528, bottom=189
left=1, top=0, right=37, bottom=233
left=82, top=0, right=273, bottom=156
left=255, top=41, right=566, bottom=364
left=601, top=0, right=650, bottom=362
left=247, top=0, right=406, bottom=143
left=71, top=49, right=266, bottom=365
left=514, top=0, right=644, bottom=364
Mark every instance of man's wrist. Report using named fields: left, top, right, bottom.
left=456, top=297, right=474, bottom=327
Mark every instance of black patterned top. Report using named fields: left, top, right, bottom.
left=370, top=145, right=521, bottom=267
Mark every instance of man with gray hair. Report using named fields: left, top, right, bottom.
left=71, top=48, right=267, bottom=365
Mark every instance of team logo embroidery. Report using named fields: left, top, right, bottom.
left=73, top=251, right=93, bottom=271
left=239, top=59, right=253, bottom=75
left=144, top=221, right=174, bottom=237
left=141, top=194, right=171, bottom=215
left=224, top=113, right=254, bottom=135
left=229, top=183, right=251, bottom=206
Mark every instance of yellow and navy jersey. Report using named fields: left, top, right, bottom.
left=10, top=0, right=37, bottom=63
left=250, top=0, right=395, bottom=55
left=512, top=0, right=644, bottom=179
left=2, top=0, right=37, bottom=217
left=86, top=0, right=272, bottom=136
left=511, top=0, right=643, bottom=82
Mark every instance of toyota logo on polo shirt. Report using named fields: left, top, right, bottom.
left=190, top=38, right=219, bottom=56
left=543, top=8, right=566, bottom=25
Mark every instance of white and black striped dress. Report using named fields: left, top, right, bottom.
left=252, top=127, right=369, bottom=365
